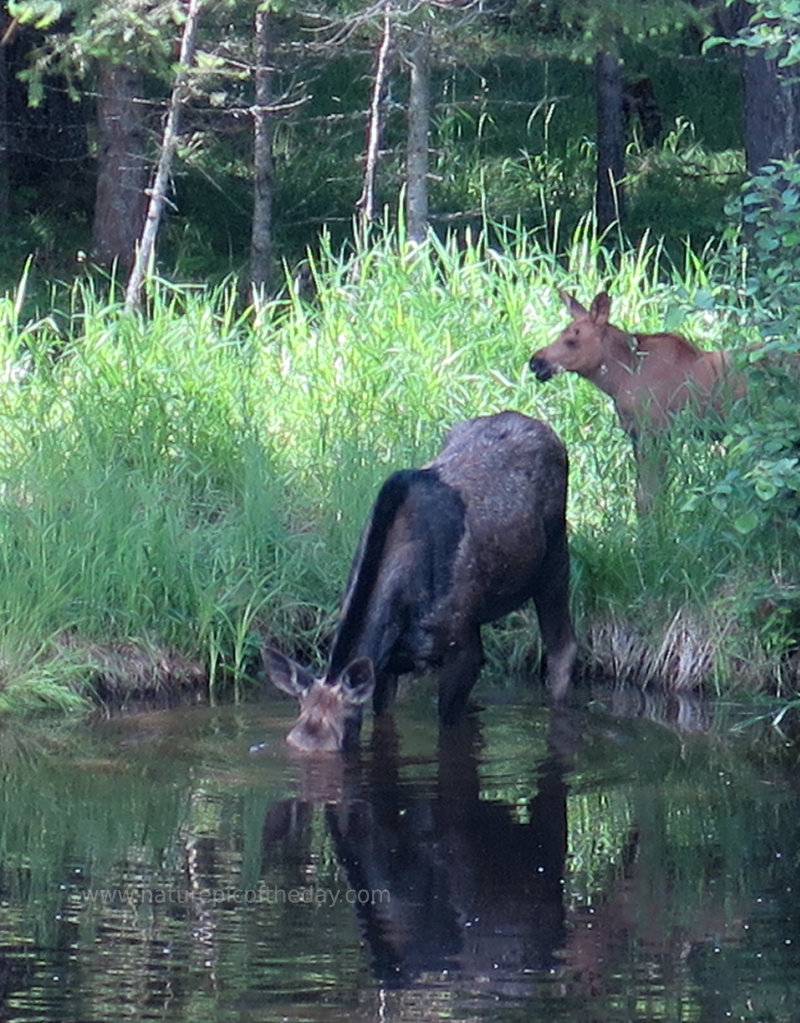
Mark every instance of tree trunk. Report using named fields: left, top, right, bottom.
left=594, top=49, right=626, bottom=234
left=250, top=5, right=276, bottom=294
left=742, top=50, right=800, bottom=173
left=92, top=63, right=148, bottom=272
left=712, top=1, right=800, bottom=173
left=405, top=23, right=431, bottom=244
left=357, top=4, right=392, bottom=239
left=0, top=25, right=9, bottom=227
left=125, top=0, right=202, bottom=311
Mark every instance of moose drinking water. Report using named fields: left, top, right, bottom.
left=263, top=411, right=577, bottom=752
left=529, top=290, right=745, bottom=511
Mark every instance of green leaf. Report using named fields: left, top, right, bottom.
left=733, top=511, right=761, bottom=534
left=8, top=0, right=63, bottom=30
left=754, top=480, right=780, bottom=500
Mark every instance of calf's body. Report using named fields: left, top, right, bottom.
left=264, top=411, right=576, bottom=751
left=529, top=291, right=744, bottom=510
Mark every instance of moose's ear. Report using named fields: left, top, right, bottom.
left=559, top=289, right=588, bottom=318
left=338, top=657, right=376, bottom=706
left=590, top=292, right=611, bottom=324
left=262, top=646, right=315, bottom=697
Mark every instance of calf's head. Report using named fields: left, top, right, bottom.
left=529, top=290, right=612, bottom=381
left=263, top=646, right=375, bottom=753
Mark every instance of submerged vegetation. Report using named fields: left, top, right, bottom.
left=1, top=222, right=799, bottom=714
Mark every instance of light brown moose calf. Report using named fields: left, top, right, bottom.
left=528, top=291, right=745, bottom=511
left=263, top=411, right=577, bottom=752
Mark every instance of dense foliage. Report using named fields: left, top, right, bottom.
left=3, top=0, right=745, bottom=281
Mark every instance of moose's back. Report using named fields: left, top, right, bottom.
left=428, top=412, right=570, bottom=624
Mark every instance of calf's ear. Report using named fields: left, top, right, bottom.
left=339, top=657, right=376, bottom=706
left=559, top=289, right=588, bottom=317
left=262, top=646, right=315, bottom=697
left=590, top=292, right=611, bottom=324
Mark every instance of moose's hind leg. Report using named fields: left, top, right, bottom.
left=531, top=544, right=577, bottom=701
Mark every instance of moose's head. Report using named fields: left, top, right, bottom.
left=529, top=291, right=614, bottom=381
left=263, top=646, right=375, bottom=753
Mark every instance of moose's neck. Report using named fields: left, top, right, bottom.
left=584, top=328, right=641, bottom=397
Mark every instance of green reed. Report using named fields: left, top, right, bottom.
left=0, top=223, right=791, bottom=711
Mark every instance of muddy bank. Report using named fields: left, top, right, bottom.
left=50, top=632, right=210, bottom=713
left=20, top=609, right=800, bottom=730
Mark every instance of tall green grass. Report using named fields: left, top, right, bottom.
left=0, top=225, right=794, bottom=713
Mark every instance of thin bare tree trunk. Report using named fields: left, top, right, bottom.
left=250, top=5, right=276, bottom=295
left=405, top=22, right=430, bottom=244
left=357, top=4, right=392, bottom=239
left=125, top=0, right=202, bottom=311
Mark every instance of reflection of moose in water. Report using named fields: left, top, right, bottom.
left=263, top=712, right=573, bottom=989
left=529, top=291, right=745, bottom=511
left=264, top=411, right=577, bottom=751
left=262, top=698, right=749, bottom=1006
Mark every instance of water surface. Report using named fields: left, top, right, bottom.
left=1, top=685, right=798, bottom=1022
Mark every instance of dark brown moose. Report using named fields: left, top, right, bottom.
left=263, top=411, right=577, bottom=752
left=529, top=290, right=744, bottom=511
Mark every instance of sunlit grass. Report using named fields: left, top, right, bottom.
left=0, top=222, right=793, bottom=711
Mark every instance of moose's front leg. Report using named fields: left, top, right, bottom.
left=437, top=631, right=484, bottom=726
left=631, top=431, right=667, bottom=515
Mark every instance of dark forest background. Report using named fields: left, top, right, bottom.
left=1, top=0, right=793, bottom=291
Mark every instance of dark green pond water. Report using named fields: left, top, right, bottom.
left=1, top=684, right=799, bottom=1023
